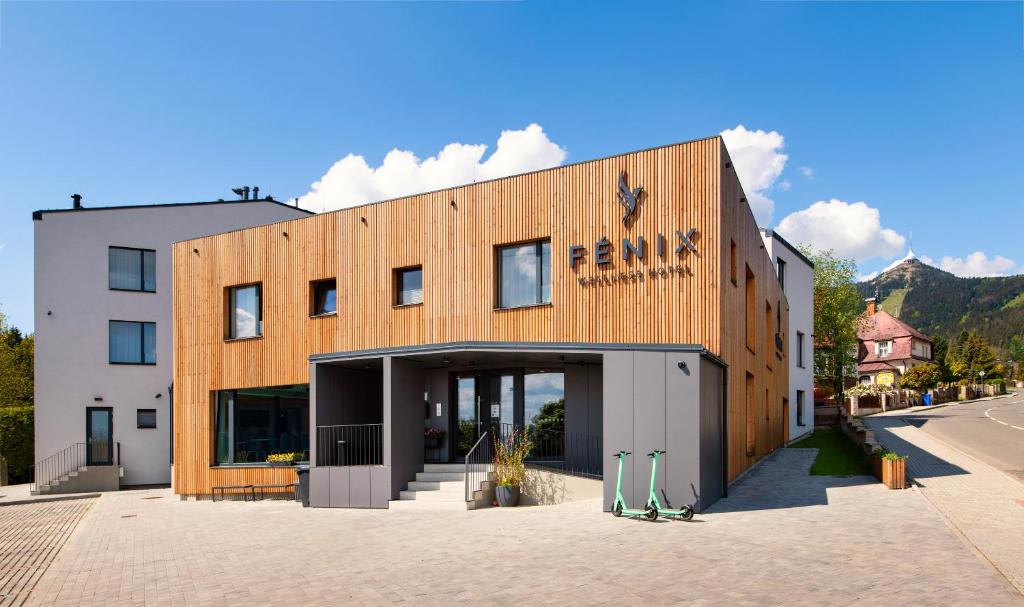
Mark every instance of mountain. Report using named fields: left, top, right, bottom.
left=857, top=257, right=1024, bottom=355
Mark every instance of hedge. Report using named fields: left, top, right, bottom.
left=0, top=406, right=33, bottom=484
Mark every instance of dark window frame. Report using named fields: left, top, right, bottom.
left=212, top=386, right=310, bottom=466
left=310, top=278, right=338, bottom=317
left=776, top=257, right=787, bottom=292
left=108, top=320, right=156, bottom=365
left=226, top=283, right=263, bottom=340
left=394, top=266, right=424, bottom=307
left=796, top=390, right=806, bottom=426
left=495, top=239, right=552, bottom=310
left=796, top=331, right=805, bottom=368
left=109, top=246, right=157, bottom=293
left=137, top=408, right=157, bottom=429
left=745, top=265, right=756, bottom=353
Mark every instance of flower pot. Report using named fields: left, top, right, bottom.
left=495, top=485, right=521, bottom=507
left=882, top=458, right=907, bottom=490
left=424, top=437, right=440, bottom=449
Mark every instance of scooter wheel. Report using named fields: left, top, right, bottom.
left=612, top=503, right=623, bottom=517
left=679, top=506, right=694, bottom=521
left=645, top=507, right=658, bottom=521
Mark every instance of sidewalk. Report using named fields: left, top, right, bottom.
left=864, top=415, right=1024, bottom=596
left=870, top=392, right=1012, bottom=417
left=0, top=483, right=100, bottom=507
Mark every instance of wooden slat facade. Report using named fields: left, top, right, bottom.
left=172, top=136, right=788, bottom=496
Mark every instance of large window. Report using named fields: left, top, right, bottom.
left=109, top=320, right=156, bottom=364
left=395, top=267, right=423, bottom=306
left=311, top=278, right=337, bottom=316
left=497, top=240, right=551, bottom=309
left=524, top=371, right=564, bottom=434
left=214, top=385, right=310, bottom=465
left=228, top=284, right=262, bottom=339
left=109, top=247, right=156, bottom=292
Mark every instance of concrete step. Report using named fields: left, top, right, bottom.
left=424, top=463, right=493, bottom=473
left=388, top=499, right=468, bottom=511
left=415, top=472, right=465, bottom=482
left=399, top=489, right=466, bottom=502
left=405, top=480, right=464, bottom=492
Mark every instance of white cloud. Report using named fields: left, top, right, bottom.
left=775, top=199, right=906, bottom=262
left=720, top=125, right=788, bottom=226
left=922, top=251, right=1019, bottom=278
left=296, top=124, right=567, bottom=212
left=799, top=166, right=814, bottom=179
left=778, top=179, right=791, bottom=192
left=857, top=270, right=880, bottom=282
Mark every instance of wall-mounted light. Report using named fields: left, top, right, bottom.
left=360, top=217, right=367, bottom=225
left=192, top=248, right=199, bottom=255
left=47, top=311, right=52, bottom=316
left=155, top=393, right=162, bottom=399
left=740, top=197, right=747, bottom=204
left=93, top=396, right=104, bottom=402
left=450, top=200, right=457, bottom=209
left=677, top=361, right=689, bottom=374
left=282, top=230, right=289, bottom=238
left=725, top=162, right=733, bottom=169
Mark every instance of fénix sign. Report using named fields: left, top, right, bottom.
left=568, top=172, right=699, bottom=286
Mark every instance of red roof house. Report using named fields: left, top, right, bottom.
left=857, top=298, right=934, bottom=386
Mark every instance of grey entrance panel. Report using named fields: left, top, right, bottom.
left=633, top=352, right=666, bottom=507
left=384, top=357, right=426, bottom=501
left=602, top=351, right=634, bottom=509
left=698, top=357, right=725, bottom=509
left=665, top=352, right=702, bottom=511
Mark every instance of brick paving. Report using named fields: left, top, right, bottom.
left=0, top=498, right=96, bottom=606
left=21, top=451, right=1022, bottom=606
left=865, top=414, right=1024, bottom=596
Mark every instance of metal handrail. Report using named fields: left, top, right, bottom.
left=464, top=428, right=492, bottom=502
left=31, top=442, right=86, bottom=493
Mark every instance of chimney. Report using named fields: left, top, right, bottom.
left=865, top=297, right=877, bottom=315
left=242, top=186, right=250, bottom=201
left=71, top=193, right=82, bottom=209
left=252, top=186, right=259, bottom=200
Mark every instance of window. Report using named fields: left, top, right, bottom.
left=228, top=284, right=262, bottom=339
left=745, top=265, right=756, bottom=352
left=876, top=340, right=892, bottom=357
left=730, top=239, right=738, bottom=285
left=109, top=247, right=156, bottom=292
left=214, top=385, right=310, bottom=465
left=109, top=321, right=156, bottom=364
left=497, top=240, right=552, bottom=309
left=796, top=331, right=805, bottom=368
left=796, top=390, right=806, bottom=426
left=311, top=279, right=337, bottom=316
left=776, top=257, right=787, bottom=292
left=765, top=301, right=773, bottom=367
left=745, top=372, right=755, bottom=456
left=137, top=409, right=157, bottom=429
left=395, top=267, right=423, bottom=306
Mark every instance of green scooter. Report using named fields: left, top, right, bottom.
left=611, top=451, right=658, bottom=521
left=645, top=450, right=694, bottom=521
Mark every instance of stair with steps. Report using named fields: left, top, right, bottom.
left=389, top=463, right=494, bottom=511
left=31, top=464, right=120, bottom=495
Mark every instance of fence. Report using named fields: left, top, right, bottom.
left=316, top=424, right=383, bottom=466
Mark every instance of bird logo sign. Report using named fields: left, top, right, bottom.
left=617, top=172, right=642, bottom=225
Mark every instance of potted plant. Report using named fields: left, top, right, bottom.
left=872, top=449, right=908, bottom=489
left=493, top=429, right=532, bottom=507
left=424, top=427, right=445, bottom=449
left=266, top=452, right=298, bottom=467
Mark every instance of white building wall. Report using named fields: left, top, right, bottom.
left=760, top=230, right=815, bottom=441
left=34, top=200, right=310, bottom=486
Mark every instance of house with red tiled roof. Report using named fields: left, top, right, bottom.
left=857, top=297, right=934, bottom=386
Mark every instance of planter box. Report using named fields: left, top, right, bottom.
left=872, top=455, right=907, bottom=490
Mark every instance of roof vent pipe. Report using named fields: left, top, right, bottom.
left=252, top=186, right=259, bottom=200
left=71, top=193, right=82, bottom=209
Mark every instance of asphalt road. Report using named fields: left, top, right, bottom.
left=900, top=390, right=1024, bottom=484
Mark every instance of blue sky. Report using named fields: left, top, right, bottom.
left=1, top=0, right=1022, bottom=332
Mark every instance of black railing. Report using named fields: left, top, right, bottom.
left=464, top=428, right=495, bottom=502
left=527, top=429, right=603, bottom=479
left=316, top=424, right=383, bottom=466
left=31, top=443, right=86, bottom=493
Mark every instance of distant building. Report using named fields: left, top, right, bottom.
left=33, top=193, right=311, bottom=493
left=857, top=298, right=933, bottom=385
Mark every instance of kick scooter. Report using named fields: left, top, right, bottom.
left=645, top=450, right=694, bottom=521
left=611, top=451, right=658, bottom=521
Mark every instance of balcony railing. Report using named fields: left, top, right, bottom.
left=316, top=424, right=383, bottom=466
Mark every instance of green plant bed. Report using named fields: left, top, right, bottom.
left=789, top=428, right=872, bottom=476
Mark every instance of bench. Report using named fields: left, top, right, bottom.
left=252, top=482, right=298, bottom=501
left=211, top=484, right=255, bottom=502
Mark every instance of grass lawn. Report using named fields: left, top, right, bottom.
left=789, top=427, right=872, bottom=476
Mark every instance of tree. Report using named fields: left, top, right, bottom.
left=898, top=363, right=942, bottom=391
left=0, top=310, right=34, bottom=407
left=930, top=334, right=952, bottom=381
left=802, top=248, right=862, bottom=400
left=946, top=330, right=997, bottom=381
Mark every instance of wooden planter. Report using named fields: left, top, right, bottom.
left=872, top=455, right=907, bottom=490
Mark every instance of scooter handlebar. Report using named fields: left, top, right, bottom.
left=646, top=450, right=667, bottom=457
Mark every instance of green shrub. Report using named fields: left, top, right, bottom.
left=0, top=406, right=34, bottom=484
left=898, top=363, right=942, bottom=391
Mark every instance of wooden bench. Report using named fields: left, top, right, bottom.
left=252, top=482, right=298, bottom=501
left=211, top=484, right=255, bottom=502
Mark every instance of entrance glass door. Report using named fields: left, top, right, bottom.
left=454, top=372, right=517, bottom=456
left=86, top=407, right=113, bottom=465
